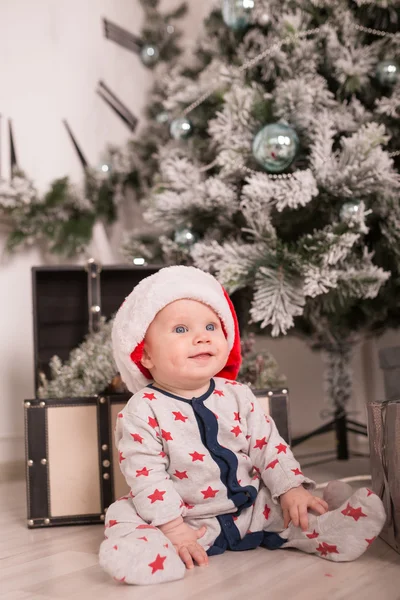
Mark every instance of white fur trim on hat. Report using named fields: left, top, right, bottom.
left=112, top=266, right=236, bottom=393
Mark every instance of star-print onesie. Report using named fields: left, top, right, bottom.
left=99, top=378, right=386, bottom=585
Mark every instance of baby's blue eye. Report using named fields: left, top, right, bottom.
left=206, top=324, right=215, bottom=331
left=175, top=326, right=188, bottom=334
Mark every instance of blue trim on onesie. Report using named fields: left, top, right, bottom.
left=148, top=379, right=287, bottom=554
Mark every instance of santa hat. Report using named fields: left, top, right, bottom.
left=112, top=265, right=242, bottom=393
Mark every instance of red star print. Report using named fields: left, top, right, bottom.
left=143, top=392, right=157, bottom=400
left=275, top=443, right=288, bottom=454
left=316, top=542, right=339, bottom=556
left=116, top=496, right=129, bottom=501
left=231, top=425, right=242, bottom=437
left=148, top=489, right=166, bottom=504
left=254, top=437, right=267, bottom=450
left=130, top=433, right=144, bottom=444
left=265, top=415, right=270, bottom=423
left=213, top=412, right=219, bottom=419
left=161, top=429, right=173, bottom=441
left=251, top=402, right=255, bottom=412
left=184, top=502, right=194, bottom=510
left=366, top=537, right=376, bottom=546
left=138, top=536, right=148, bottom=542
left=113, top=545, right=118, bottom=550
left=107, top=519, right=118, bottom=528
left=225, top=380, right=238, bottom=385
left=148, top=416, right=159, bottom=429
left=266, top=459, right=279, bottom=469
left=118, top=413, right=123, bottom=418
left=201, top=486, right=219, bottom=499
left=159, top=451, right=166, bottom=458
left=119, top=451, right=125, bottom=464
left=341, top=503, right=367, bottom=521
left=292, top=468, right=303, bottom=476
left=148, top=554, right=167, bottom=574
left=174, top=470, right=188, bottom=480
left=263, top=504, right=271, bottom=520
left=136, top=524, right=157, bottom=530
left=253, top=466, right=261, bottom=478
left=234, top=412, right=241, bottom=421
left=213, top=389, right=224, bottom=396
left=172, top=411, right=188, bottom=422
left=114, top=576, right=126, bottom=583
left=306, top=530, right=319, bottom=539
left=366, top=489, right=374, bottom=497
left=136, top=467, right=152, bottom=477
left=189, top=451, right=205, bottom=462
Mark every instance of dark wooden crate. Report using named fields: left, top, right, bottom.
left=32, top=264, right=161, bottom=388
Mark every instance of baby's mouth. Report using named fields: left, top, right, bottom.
left=190, top=352, right=213, bottom=359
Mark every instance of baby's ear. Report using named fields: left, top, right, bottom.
left=140, top=345, right=154, bottom=370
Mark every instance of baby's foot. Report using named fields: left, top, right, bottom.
left=99, top=531, right=185, bottom=585
left=281, top=487, right=386, bottom=562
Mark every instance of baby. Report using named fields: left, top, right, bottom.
left=99, top=265, right=385, bottom=585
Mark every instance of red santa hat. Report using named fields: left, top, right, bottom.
left=112, top=265, right=242, bottom=393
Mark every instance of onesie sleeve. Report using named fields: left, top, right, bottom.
left=243, top=386, right=316, bottom=503
left=116, top=409, right=184, bottom=527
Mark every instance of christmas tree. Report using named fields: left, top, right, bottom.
left=122, top=0, right=400, bottom=457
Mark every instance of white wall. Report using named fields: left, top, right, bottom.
left=0, top=0, right=213, bottom=467
left=0, top=0, right=399, bottom=468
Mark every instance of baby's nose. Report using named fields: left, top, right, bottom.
left=194, top=330, right=211, bottom=343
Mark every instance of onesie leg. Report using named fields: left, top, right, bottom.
left=281, top=487, right=386, bottom=562
left=99, top=497, right=185, bottom=585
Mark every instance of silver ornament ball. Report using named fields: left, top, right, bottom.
left=258, top=13, right=271, bottom=26
left=340, top=200, right=361, bottom=221
left=174, top=228, right=198, bottom=247
left=140, top=44, right=160, bottom=67
left=156, top=111, right=169, bottom=124
left=222, top=0, right=255, bottom=31
left=170, top=117, right=193, bottom=140
left=252, top=123, right=299, bottom=173
left=376, top=59, right=399, bottom=87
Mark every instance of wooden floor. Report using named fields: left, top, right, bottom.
left=2, top=450, right=400, bottom=600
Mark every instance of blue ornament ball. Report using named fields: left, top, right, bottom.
left=174, top=228, right=198, bottom=247
left=376, top=59, right=399, bottom=87
left=170, top=117, right=193, bottom=140
left=140, top=44, right=160, bottom=67
left=222, top=0, right=255, bottom=31
left=252, top=123, right=299, bottom=173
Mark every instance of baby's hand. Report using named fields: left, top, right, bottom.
left=279, top=485, right=329, bottom=531
left=159, top=517, right=208, bottom=569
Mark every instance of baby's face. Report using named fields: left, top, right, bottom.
left=141, top=299, right=230, bottom=391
